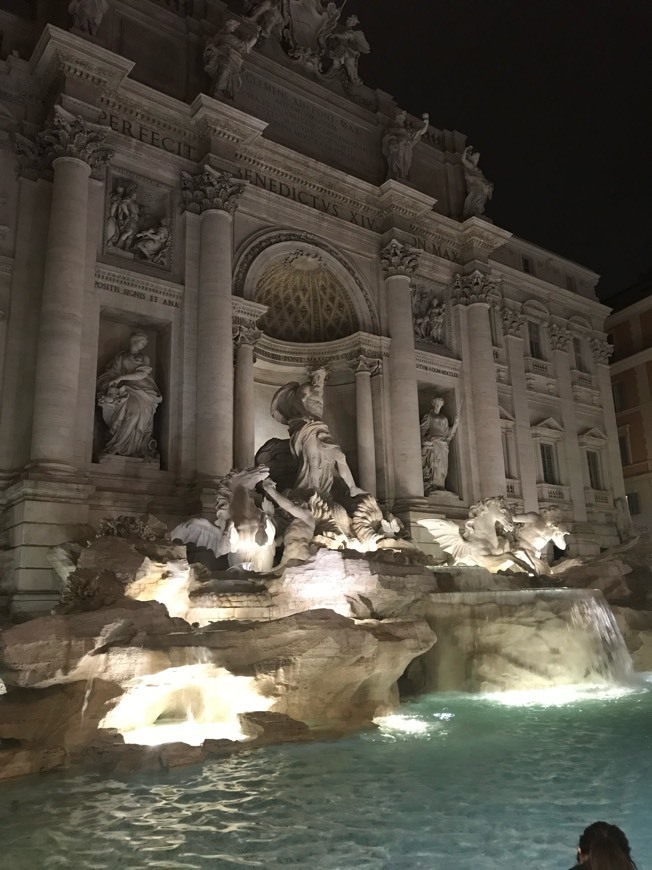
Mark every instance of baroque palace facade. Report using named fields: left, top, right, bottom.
left=0, top=0, right=624, bottom=614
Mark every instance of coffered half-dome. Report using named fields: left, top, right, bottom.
left=254, top=251, right=358, bottom=343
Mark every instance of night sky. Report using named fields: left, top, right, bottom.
left=346, top=0, right=652, bottom=301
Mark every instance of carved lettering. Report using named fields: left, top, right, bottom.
left=98, top=111, right=198, bottom=161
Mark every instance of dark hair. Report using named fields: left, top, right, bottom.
left=578, top=822, right=637, bottom=870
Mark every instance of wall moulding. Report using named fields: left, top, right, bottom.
left=254, top=331, right=391, bottom=371
left=415, top=349, right=461, bottom=380
left=94, top=264, right=183, bottom=310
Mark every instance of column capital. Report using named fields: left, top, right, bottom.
left=380, top=239, right=418, bottom=277
left=181, top=165, right=247, bottom=215
left=14, top=105, right=113, bottom=179
left=450, top=269, right=498, bottom=307
left=590, top=336, right=613, bottom=365
left=549, top=323, right=572, bottom=352
left=501, top=307, right=525, bottom=338
left=233, top=324, right=262, bottom=348
left=353, top=354, right=382, bottom=376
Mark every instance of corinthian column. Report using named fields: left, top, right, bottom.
left=354, top=355, right=380, bottom=495
left=452, top=270, right=505, bottom=498
left=233, top=325, right=261, bottom=469
left=181, top=166, right=246, bottom=480
left=27, top=107, right=112, bottom=471
left=381, top=239, right=423, bottom=499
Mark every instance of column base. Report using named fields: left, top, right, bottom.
left=1, top=476, right=95, bottom=618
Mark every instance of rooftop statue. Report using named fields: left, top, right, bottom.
left=68, top=0, right=109, bottom=35
left=96, top=331, right=162, bottom=462
left=204, top=19, right=260, bottom=100
left=420, top=397, right=460, bottom=495
left=419, top=497, right=535, bottom=573
left=461, top=145, right=493, bottom=219
left=382, top=111, right=430, bottom=182
left=244, top=0, right=287, bottom=39
left=325, top=15, right=369, bottom=84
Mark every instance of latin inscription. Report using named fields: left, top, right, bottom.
left=408, top=234, right=457, bottom=262
left=98, top=111, right=197, bottom=161
left=96, top=279, right=181, bottom=309
left=238, top=72, right=381, bottom=180
left=238, top=166, right=380, bottom=232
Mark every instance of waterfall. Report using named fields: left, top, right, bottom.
left=403, top=588, right=634, bottom=694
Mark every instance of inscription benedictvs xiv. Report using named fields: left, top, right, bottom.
left=236, top=72, right=383, bottom=181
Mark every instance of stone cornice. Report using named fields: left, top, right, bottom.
left=232, top=296, right=269, bottom=329
left=377, top=179, right=437, bottom=222
left=30, top=25, right=134, bottom=93
left=495, top=261, right=611, bottom=319
left=459, top=217, right=512, bottom=260
left=610, top=345, right=652, bottom=375
left=95, top=263, right=184, bottom=309
left=415, top=349, right=462, bottom=378
left=255, top=331, right=391, bottom=369
left=189, top=94, right=268, bottom=149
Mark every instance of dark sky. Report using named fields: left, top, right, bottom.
left=346, top=0, right=652, bottom=300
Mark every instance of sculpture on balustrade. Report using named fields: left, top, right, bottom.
left=420, top=397, right=460, bottom=494
left=96, top=331, right=162, bottom=461
left=382, top=111, right=429, bottom=182
left=419, top=497, right=535, bottom=573
left=461, top=146, right=493, bottom=219
left=106, top=181, right=171, bottom=266
left=244, top=0, right=287, bottom=39
left=204, top=19, right=260, bottom=100
left=68, top=0, right=109, bottom=35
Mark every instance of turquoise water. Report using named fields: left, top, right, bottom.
left=2, top=684, right=652, bottom=869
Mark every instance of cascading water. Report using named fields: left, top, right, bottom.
left=403, top=588, right=634, bottom=694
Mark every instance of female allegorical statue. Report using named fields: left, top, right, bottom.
left=96, top=330, right=162, bottom=460
left=420, top=396, right=460, bottom=494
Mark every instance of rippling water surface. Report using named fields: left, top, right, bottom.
left=2, top=684, right=652, bottom=870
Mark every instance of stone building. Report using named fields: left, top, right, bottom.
left=605, top=271, right=652, bottom=534
left=0, top=0, right=624, bottom=615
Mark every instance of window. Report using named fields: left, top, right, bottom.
left=540, top=443, right=557, bottom=484
left=619, top=433, right=631, bottom=466
left=573, top=337, right=588, bottom=373
left=612, top=381, right=625, bottom=412
left=586, top=450, right=603, bottom=490
left=565, top=275, right=577, bottom=292
left=528, top=321, right=543, bottom=359
left=522, top=256, right=534, bottom=275
left=626, top=492, right=640, bottom=515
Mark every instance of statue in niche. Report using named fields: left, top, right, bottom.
left=96, top=331, right=162, bottom=461
left=133, top=218, right=171, bottom=264
left=271, top=368, right=365, bottom=499
left=420, top=397, right=460, bottom=494
left=325, top=15, right=369, bottom=84
left=414, top=297, right=445, bottom=345
left=204, top=19, right=260, bottom=100
left=244, top=0, right=287, bottom=39
left=461, top=146, right=493, bottom=219
left=68, top=0, right=109, bottom=35
left=382, top=111, right=430, bottom=182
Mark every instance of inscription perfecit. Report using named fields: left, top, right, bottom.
left=98, top=111, right=198, bottom=161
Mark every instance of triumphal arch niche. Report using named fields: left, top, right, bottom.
left=233, top=231, right=386, bottom=499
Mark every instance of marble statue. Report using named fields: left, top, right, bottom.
left=68, top=0, right=109, bottom=34
left=106, top=185, right=124, bottom=246
left=133, top=219, right=170, bottom=264
left=382, top=111, right=429, bottom=182
left=114, top=188, right=141, bottom=250
left=271, top=368, right=365, bottom=499
left=419, top=497, right=534, bottom=573
left=204, top=19, right=260, bottom=100
left=414, top=297, right=445, bottom=345
left=461, top=146, right=493, bottom=219
left=420, top=398, right=460, bottom=494
left=244, top=0, right=287, bottom=38
left=260, top=478, right=316, bottom=566
left=511, top=508, right=571, bottom=575
left=171, top=466, right=277, bottom=572
left=325, top=15, right=369, bottom=84
left=96, top=331, right=162, bottom=461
